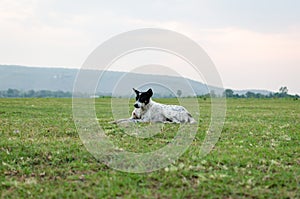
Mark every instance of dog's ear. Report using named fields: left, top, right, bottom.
left=147, top=88, right=153, bottom=97
left=133, top=88, right=139, bottom=95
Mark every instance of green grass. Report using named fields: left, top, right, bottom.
left=0, top=98, right=299, bottom=198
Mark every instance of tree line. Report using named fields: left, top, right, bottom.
left=0, top=86, right=298, bottom=99
left=0, top=89, right=175, bottom=98
left=223, top=86, right=299, bottom=99
left=0, top=89, right=72, bottom=98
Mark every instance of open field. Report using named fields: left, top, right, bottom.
left=0, top=98, right=299, bottom=198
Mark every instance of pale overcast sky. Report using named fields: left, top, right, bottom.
left=0, top=0, right=299, bottom=94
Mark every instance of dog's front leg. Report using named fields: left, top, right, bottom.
left=109, top=118, right=130, bottom=124
left=130, top=118, right=149, bottom=123
left=110, top=118, right=145, bottom=124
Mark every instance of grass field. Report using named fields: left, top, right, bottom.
left=0, top=98, right=299, bottom=198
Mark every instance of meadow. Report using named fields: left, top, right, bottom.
left=0, top=98, right=299, bottom=198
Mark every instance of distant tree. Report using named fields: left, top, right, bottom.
left=279, top=86, right=288, bottom=97
left=255, top=93, right=264, bottom=98
left=234, top=94, right=243, bottom=98
left=268, top=93, right=274, bottom=98
left=25, top=90, right=35, bottom=97
left=245, top=91, right=256, bottom=98
left=224, top=89, right=234, bottom=98
left=210, top=90, right=216, bottom=98
left=7, top=88, right=20, bottom=97
left=177, top=89, right=182, bottom=97
left=168, top=93, right=175, bottom=98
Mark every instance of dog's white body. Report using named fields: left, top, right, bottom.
left=111, top=88, right=196, bottom=124
left=130, top=99, right=196, bottom=124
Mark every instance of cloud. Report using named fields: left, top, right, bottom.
left=0, top=0, right=299, bottom=93
left=106, top=19, right=300, bottom=93
left=194, top=26, right=300, bottom=93
left=0, top=0, right=92, bottom=67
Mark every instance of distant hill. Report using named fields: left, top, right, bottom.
left=0, top=65, right=211, bottom=97
left=0, top=65, right=272, bottom=97
left=0, top=65, right=77, bottom=92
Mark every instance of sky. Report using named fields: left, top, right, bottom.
left=0, top=0, right=299, bottom=94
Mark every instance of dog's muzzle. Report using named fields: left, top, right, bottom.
left=134, top=102, right=142, bottom=108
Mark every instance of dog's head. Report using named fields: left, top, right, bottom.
left=133, top=88, right=153, bottom=108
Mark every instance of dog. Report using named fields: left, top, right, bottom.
left=112, top=88, right=196, bottom=124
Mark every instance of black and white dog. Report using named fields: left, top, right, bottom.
left=113, top=88, right=196, bottom=124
